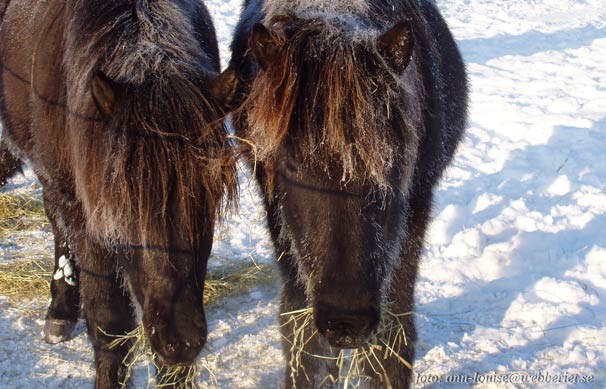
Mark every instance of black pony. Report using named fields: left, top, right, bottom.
left=0, top=0, right=236, bottom=386
left=225, top=0, right=467, bottom=386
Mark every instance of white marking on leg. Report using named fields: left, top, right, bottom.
left=53, top=255, right=77, bottom=286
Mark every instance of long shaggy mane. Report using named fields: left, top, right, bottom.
left=63, top=0, right=236, bottom=245
left=238, top=13, right=425, bottom=192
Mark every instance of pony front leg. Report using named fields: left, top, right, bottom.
left=278, top=256, right=339, bottom=389
left=362, top=307, right=416, bottom=389
left=78, top=241, right=136, bottom=389
left=42, top=187, right=81, bottom=343
left=44, top=234, right=81, bottom=343
left=363, top=194, right=432, bottom=389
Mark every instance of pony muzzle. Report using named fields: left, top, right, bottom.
left=143, top=296, right=207, bottom=366
left=314, top=302, right=380, bottom=349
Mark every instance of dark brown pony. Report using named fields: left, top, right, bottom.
left=226, top=0, right=467, bottom=387
left=0, top=0, right=236, bottom=386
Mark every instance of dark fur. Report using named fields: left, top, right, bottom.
left=0, top=139, right=21, bottom=185
left=0, top=0, right=236, bottom=386
left=228, top=0, right=467, bottom=387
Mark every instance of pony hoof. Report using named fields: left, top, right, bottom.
left=44, top=319, right=77, bottom=344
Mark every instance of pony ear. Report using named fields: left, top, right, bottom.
left=91, top=71, right=120, bottom=117
left=378, top=21, right=414, bottom=73
left=207, top=66, right=239, bottom=112
left=249, top=23, right=280, bottom=70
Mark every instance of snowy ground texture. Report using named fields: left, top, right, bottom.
left=1, top=0, right=605, bottom=388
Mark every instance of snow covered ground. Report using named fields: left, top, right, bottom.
left=1, top=0, right=605, bottom=387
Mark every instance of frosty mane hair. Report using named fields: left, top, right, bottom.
left=63, top=0, right=237, bottom=244
left=239, top=9, right=426, bottom=191
left=263, top=0, right=370, bottom=21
